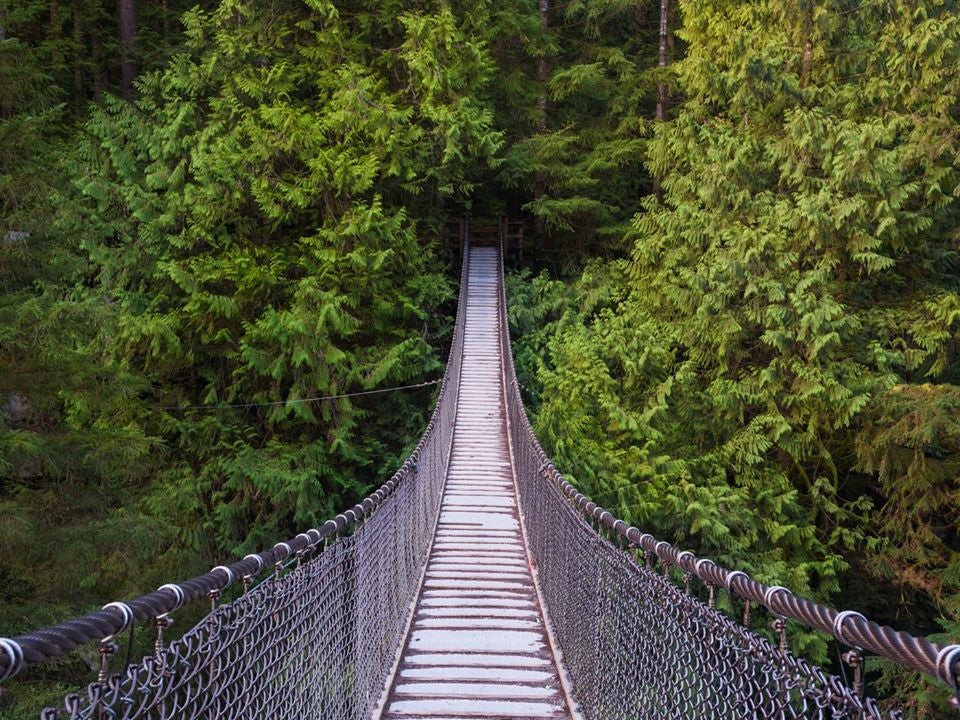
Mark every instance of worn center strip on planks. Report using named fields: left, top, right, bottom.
left=377, top=248, right=574, bottom=720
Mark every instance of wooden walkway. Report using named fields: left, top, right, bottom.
left=376, top=248, right=574, bottom=719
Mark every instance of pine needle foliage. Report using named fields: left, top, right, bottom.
left=73, top=0, right=501, bottom=556
left=513, top=1, right=960, bottom=707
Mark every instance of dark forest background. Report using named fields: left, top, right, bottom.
left=1, top=0, right=959, bottom=716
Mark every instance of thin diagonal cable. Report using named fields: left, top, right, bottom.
left=157, top=378, right=441, bottom=411
left=4, top=243, right=471, bottom=720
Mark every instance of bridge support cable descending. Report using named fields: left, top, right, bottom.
left=375, top=246, right=576, bottom=719
left=494, top=242, right=960, bottom=716
left=6, top=242, right=474, bottom=720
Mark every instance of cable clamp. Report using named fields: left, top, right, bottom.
left=724, top=570, right=749, bottom=593
left=243, top=554, right=265, bottom=574
left=935, top=644, right=960, bottom=685
left=695, top=558, right=716, bottom=575
left=763, top=585, right=790, bottom=609
left=211, top=566, right=235, bottom=587
left=831, top=610, right=866, bottom=645
left=0, top=638, right=24, bottom=683
left=101, top=602, right=135, bottom=634
left=158, top=583, right=186, bottom=611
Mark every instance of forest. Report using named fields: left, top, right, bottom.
left=1, top=0, right=959, bottom=716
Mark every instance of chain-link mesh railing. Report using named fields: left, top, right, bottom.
left=494, top=241, right=959, bottom=719
left=0, top=244, right=470, bottom=720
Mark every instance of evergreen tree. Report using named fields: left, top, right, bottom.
left=0, top=10, right=176, bottom=714
left=516, top=3, right=960, bottom=705
left=75, top=0, right=501, bottom=555
left=495, top=0, right=662, bottom=266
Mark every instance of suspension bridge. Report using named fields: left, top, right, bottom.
left=2, top=227, right=959, bottom=719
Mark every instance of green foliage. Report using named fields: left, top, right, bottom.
left=510, top=264, right=844, bottom=662
left=494, top=0, right=657, bottom=264
left=70, top=0, right=500, bottom=555
left=511, top=0, right=960, bottom=711
left=4, top=0, right=960, bottom=715
left=0, top=10, right=186, bottom=717
left=857, top=385, right=960, bottom=619
left=2, top=1, right=498, bottom=713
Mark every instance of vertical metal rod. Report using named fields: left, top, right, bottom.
left=773, top=618, right=787, bottom=653
left=97, top=638, right=116, bottom=686
left=154, top=615, right=172, bottom=673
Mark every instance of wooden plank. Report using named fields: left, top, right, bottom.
left=379, top=247, right=574, bottom=719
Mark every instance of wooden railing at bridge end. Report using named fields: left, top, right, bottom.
left=447, top=213, right=523, bottom=263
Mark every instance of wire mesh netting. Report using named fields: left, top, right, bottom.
left=33, top=252, right=469, bottom=720
left=43, top=472, right=443, bottom=720
left=494, top=245, right=903, bottom=720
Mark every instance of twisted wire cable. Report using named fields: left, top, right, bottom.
left=0, top=244, right=473, bottom=720
left=493, top=236, right=959, bottom=718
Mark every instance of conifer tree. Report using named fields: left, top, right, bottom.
left=496, top=0, right=661, bottom=265
left=76, top=0, right=501, bottom=554
left=0, top=3, right=171, bottom=685
left=519, top=2, right=960, bottom=695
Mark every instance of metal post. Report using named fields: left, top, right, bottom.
left=97, top=638, right=117, bottom=686
left=841, top=649, right=864, bottom=699
left=498, top=213, right=506, bottom=258
left=772, top=618, right=787, bottom=653
left=154, top=615, right=173, bottom=674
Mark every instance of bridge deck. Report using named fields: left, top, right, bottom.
left=377, top=248, right=573, bottom=719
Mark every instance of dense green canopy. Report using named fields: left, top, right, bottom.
left=2, top=0, right=959, bottom=715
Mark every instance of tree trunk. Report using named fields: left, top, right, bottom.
left=48, top=0, right=63, bottom=76
left=162, top=0, right=171, bottom=37
left=534, top=0, right=549, bottom=238
left=653, top=0, right=671, bottom=201
left=537, top=0, right=549, bottom=132
left=49, top=0, right=59, bottom=35
left=0, top=10, right=7, bottom=116
left=119, top=0, right=136, bottom=100
left=49, top=0, right=59, bottom=36
left=800, top=0, right=813, bottom=87
left=655, top=0, right=670, bottom=121
left=73, top=6, right=84, bottom=107
left=91, top=24, right=105, bottom=100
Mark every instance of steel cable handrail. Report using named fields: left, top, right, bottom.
left=493, top=237, right=959, bottom=716
left=6, top=225, right=957, bottom=717
left=0, top=236, right=472, bottom=703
